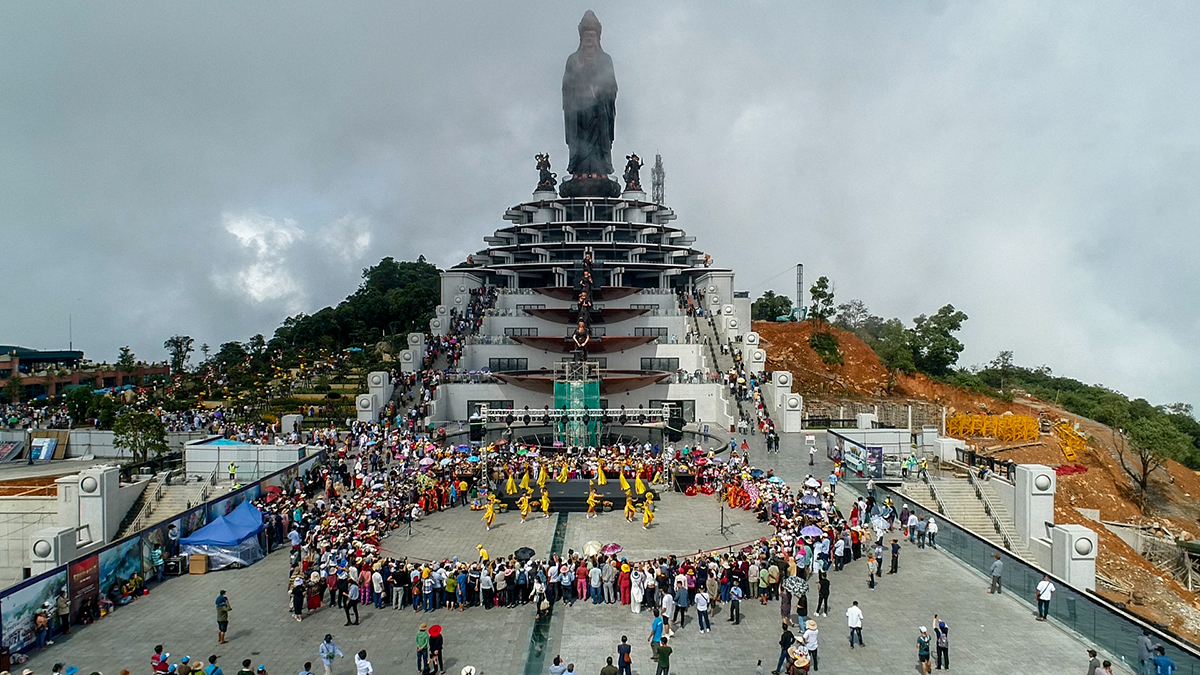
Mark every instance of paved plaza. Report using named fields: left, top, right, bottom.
left=22, top=434, right=1114, bottom=675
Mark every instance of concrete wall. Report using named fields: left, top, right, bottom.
left=184, top=444, right=310, bottom=482
left=0, top=497, right=58, bottom=588
left=0, top=430, right=212, bottom=460
left=988, top=474, right=1016, bottom=517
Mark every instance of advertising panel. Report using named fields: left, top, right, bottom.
left=67, top=554, right=99, bottom=625
left=0, top=569, right=67, bottom=651
left=98, top=537, right=143, bottom=602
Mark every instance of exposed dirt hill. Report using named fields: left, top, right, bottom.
left=752, top=319, right=1200, bottom=641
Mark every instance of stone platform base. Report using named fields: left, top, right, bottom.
left=559, top=176, right=621, bottom=198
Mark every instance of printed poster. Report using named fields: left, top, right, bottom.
left=68, top=554, right=99, bottom=624
left=0, top=569, right=67, bottom=651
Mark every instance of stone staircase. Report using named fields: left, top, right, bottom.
left=116, top=476, right=229, bottom=539
left=899, top=475, right=1035, bottom=562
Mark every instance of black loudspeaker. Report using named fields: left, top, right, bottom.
left=667, top=412, right=684, bottom=442
left=469, top=418, right=485, bottom=442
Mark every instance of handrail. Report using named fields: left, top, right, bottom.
left=198, top=462, right=220, bottom=503
left=922, top=472, right=950, bottom=517
left=123, top=470, right=170, bottom=534
left=966, top=468, right=1019, bottom=552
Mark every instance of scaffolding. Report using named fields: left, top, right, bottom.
left=945, top=413, right=1041, bottom=443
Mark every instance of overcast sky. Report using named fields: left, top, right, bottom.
left=2, top=2, right=1197, bottom=407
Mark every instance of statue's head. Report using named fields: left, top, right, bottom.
left=578, top=10, right=601, bottom=50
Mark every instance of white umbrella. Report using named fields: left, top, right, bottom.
left=583, top=540, right=602, bottom=556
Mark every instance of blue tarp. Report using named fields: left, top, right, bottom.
left=181, top=501, right=263, bottom=546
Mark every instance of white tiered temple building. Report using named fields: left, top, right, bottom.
left=391, top=185, right=804, bottom=438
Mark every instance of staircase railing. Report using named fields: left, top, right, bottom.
left=122, top=470, right=170, bottom=535
left=198, top=462, right=220, bottom=504
left=921, top=472, right=950, bottom=517
left=967, top=468, right=1019, bottom=552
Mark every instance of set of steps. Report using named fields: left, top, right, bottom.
left=898, top=477, right=1034, bottom=562
left=116, top=477, right=225, bottom=539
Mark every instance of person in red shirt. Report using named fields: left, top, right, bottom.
left=152, top=645, right=171, bottom=674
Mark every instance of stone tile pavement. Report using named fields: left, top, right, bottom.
left=20, top=431, right=1124, bottom=675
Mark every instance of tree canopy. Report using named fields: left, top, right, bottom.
left=751, top=291, right=792, bottom=320
left=270, top=256, right=440, bottom=353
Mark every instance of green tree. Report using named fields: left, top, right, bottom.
left=874, top=318, right=916, bottom=370
left=1117, top=416, right=1193, bottom=510
left=2, top=373, right=22, bottom=404
left=116, top=346, right=137, bottom=385
left=113, top=411, right=169, bottom=463
left=66, top=387, right=94, bottom=423
left=200, top=343, right=211, bottom=363
left=989, top=350, right=1014, bottom=392
left=751, top=291, right=793, bottom=320
left=163, top=335, right=194, bottom=374
left=910, top=304, right=968, bottom=377
left=248, top=334, right=266, bottom=357
left=808, top=276, right=835, bottom=328
left=834, top=299, right=871, bottom=332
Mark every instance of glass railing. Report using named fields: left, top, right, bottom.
left=854, top=482, right=1200, bottom=673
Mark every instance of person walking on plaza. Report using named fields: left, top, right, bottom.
left=989, top=554, right=1003, bottom=594
left=934, top=617, right=949, bottom=670
left=927, top=517, right=939, bottom=548
left=916, top=627, right=932, bottom=674
left=802, top=619, right=819, bottom=671
left=846, top=600, right=864, bottom=649
left=727, top=584, right=743, bottom=624
left=1138, top=630, right=1156, bottom=675
left=415, top=623, right=430, bottom=673
left=1035, top=574, right=1055, bottom=621
left=215, top=590, right=232, bottom=644
left=343, top=578, right=360, bottom=625
left=649, top=609, right=665, bottom=663
left=429, top=624, right=445, bottom=674
left=695, top=586, right=711, bottom=634
left=654, top=636, right=672, bottom=675
left=1153, top=646, right=1176, bottom=675
left=600, top=657, right=619, bottom=675
left=773, top=623, right=795, bottom=675
left=1087, top=649, right=1102, bottom=675
left=889, top=539, right=901, bottom=574
left=353, top=650, right=372, bottom=675
left=672, top=580, right=689, bottom=630
left=318, top=634, right=344, bottom=675
left=616, top=635, right=633, bottom=675
left=816, top=573, right=829, bottom=616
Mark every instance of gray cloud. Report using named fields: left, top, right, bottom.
left=1, top=1, right=1197, bottom=405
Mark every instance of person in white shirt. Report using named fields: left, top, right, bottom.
left=660, top=590, right=675, bottom=637
left=846, top=600, right=864, bottom=648
left=1035, top=575, right=1055, bottom=621
left=353, top=650, right=372, bottom=675
left=695, top=589, right=711, bottom=633
left=802, top=619, right=820, bottom=670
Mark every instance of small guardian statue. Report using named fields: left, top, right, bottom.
left=535, top=153, right=558, bottom=193
left=623, top=153, right=643, bottom=192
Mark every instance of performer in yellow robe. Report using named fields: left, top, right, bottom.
left=623, top=490, right=636, bottom=522
left=586, top=483, right=599, bottom=519
left=518, top=489, right=532, bottom=522
left=505, top=472, right=517, bottom=495
left=483, top=493, right=498, bottom=530
left=641, top=492, right=655, bottom=529
left=556, top=462, right=570, bottom=483
left=618, top=466, right=630, bottom=492
left=596, top=460, right=608, bottom=486
left=635, top=469, right=646, bottom=495
left=537, top=464, right=548, bottom=488
left=540, top=489, right=551, bottom=518
left=519, top=469, right=531, bottom=491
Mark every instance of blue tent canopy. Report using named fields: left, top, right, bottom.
left=222, top=500, right=266, bottom=536
left=182, top=501, right=263, bottom=546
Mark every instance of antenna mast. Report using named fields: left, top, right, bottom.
left=651, top=153, right=665, bottom=203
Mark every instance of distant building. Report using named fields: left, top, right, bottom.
left=0, top=345, right=170, bottom=400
